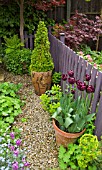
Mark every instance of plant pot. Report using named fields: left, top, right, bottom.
left=53, top=119, right=86, bottom=147
left=31, top=70, right=52, bottom=96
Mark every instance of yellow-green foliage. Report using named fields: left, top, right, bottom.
left=30, top=21, right=54, bottom=72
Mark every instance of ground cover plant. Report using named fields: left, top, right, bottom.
left=0, top=82, right=22, bottom=136
left=58, top=134, right=102, bottom=170
left=0, top=131, right=30, bottom=170
left=0, top=82, right=30, bottom=169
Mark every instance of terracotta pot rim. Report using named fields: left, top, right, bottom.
left=52, top=119, right=86, bottom=138
left=31, top=70, right=52, bottom=73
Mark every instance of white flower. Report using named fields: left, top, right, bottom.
left=0, top=157, right=5, bottom=162
left=1, top=167, right=6, bottom=170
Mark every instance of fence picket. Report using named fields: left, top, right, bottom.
left=91, top=72, right=102, bottom=113
left=95, top=93, right=102, bottom=139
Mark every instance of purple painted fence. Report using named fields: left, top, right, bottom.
left=49, top=33, right=102, bottom=140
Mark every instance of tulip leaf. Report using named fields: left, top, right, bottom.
left=64, top=117, right=73, bottom=128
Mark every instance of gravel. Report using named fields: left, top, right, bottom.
left=3, top=70, right=59, bottom=170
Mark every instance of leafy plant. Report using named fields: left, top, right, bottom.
left=4, top=35, right=32, bottom=75
left=77, top=45, right=102, bottom=71
left=0, top=131, right=30, bottom=170
left=0, top=82, right=22, bottom=98
left=52, top=12, right=102, bottom=51
left=52, top=70, right=95, bottom=133
left=0, top=82, right=22, bottom=136
left=52, top=72, right=61, bottom=85
left=30, top=21, right=54, bottom=72
left=58, top=134, right=102, bottom=170
left=0, top=95, right=22, bottom=124
left=40, top=84, right=62, bottom=115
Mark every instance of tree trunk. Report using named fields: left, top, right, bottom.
left=20, top=0, right=24, bottom=43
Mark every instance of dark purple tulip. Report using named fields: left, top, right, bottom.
left=77, top=80, right=87, bottom=91
left=68, top=70, right=74, bottom=77
left=86, top=85, right=95, bottom=93
left=62, top=74, right=67, bottom=81
left=85, top=74, right=91, bottom=81
left=68, top=77, right=75, bottom=84
left=71, top=89, right=75, bottom=94
left=16, top=139, right=22, bottom=146
left=76, top=80, right=82, bottom=86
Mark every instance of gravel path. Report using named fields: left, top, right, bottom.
left=4, top=71, right=59, bottom=170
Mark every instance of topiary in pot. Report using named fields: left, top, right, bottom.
left=30, top=21, right=54, bottom=95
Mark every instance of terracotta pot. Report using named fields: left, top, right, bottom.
left=31, top=70, right=52, bottom=96
left=53, top=119, right=86, bottom=147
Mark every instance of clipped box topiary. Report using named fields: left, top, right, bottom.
left=30, top=21, right=54, bottom=95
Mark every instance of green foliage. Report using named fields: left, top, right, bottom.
left=0, top=82, right=22, bottom=136
left=52, top=94, right=95, bottom=133
left=0, top=2, right=55, bottom=38
left=0, top=82, right=22, bottom=98
left=0, top=2, right=19, bottom=38
left=58, top=134, right=102, bottom=170
left=78, top=45, right=102, bottom=71
left=30, top=21, right=54, bottom=72
left=4, top=35, right=32, bottom=75
left=40, top=84, right=62, bottom=115
left=52, top=72, right=61, bottom=85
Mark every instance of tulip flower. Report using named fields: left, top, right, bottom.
left=85, top=74, right=91, bottom=81
left=62, top=74, right=67, bottom=81
left=86, top=85, right=95, bottom=93
left=68, top=77, right=75, bottom=84
left=68, top=70, right=74, bottom=77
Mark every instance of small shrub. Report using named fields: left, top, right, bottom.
left=4, top=35, right=32, bottom=75
left=40, top=84, right=62, bottom=115
left=52, top=72, right=61, bottom=85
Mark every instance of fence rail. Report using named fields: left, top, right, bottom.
left=49, top=33, right=102, bottom=140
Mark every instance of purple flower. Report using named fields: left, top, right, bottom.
left=22, top=157, right=26, bottom=162
left=85, top=74, right=91, bottom=81
left=16, top=139, right=22, bottom=146
left=10, top=132, right=15, bottom=139
left=76, top=80, right=82, bottom=86
left=68, top=77, right=75, bottom=84
left=71, top=89, right=75, bottom=94
left=12, top=161, right=19, bottom=170
left=62, top=74, right=67, bottom=81
left=24, top=162, right=30, bottom=167
left=14, top=149, right=19, bottom=157
left=86, top=85, right=95, bottom=93
left=68, top=70, right=74, bottom=77
left=10, top=145, right=15, bottom=151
